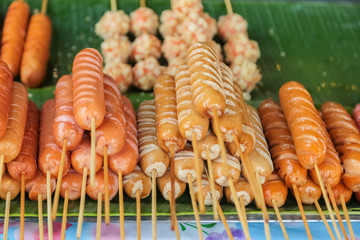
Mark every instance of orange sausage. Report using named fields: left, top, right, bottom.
left=174, top=64, right=209, bottom=141
left=86, top=168, right=119, bottom=201
left=187, top=42, right=226, bottom=118
left=72, top=48, right=106, bottom=130
left=258, top=99, right=307, bottom=187
left=20, top=13, right=51, bottom=87
left=262, top=173, right=288, bottom=207
left=157, top=168, right=186, bottom=200
left=0, top=82, right=28, bottom=163
left=291, top=177, right=321, bottom=205
left=0, top=172, right=21, bottom=200
left=197, top=129, right=220, bottom=160
left=7, top=101, right=38, bottom=181
left=154, top=74, right=186, bottom=153
left=25, top=170, right=56, bottom=201
left=0, top=61, right=13, bottom=138
left=38, top=99, right=70, bottom=178
left=109, top=96, right=138, bottom=175
left=53, top=75, right=84, bottom=150
left=123, top=166, right=152, bottom=199
left=193, top=172, right=223, bottom=205
left=174, top=144, right=204, bottom=183
left=210, top=153, right=241, bottom=187
left=329, top=182, right=352, bottom=205
left=95, top=74, right=126, bottom=156
left=138, top=100, right=169, bottom=177
left=1, top=0, right=29, bottom=77
left=60, top=169, right=83, bottom=200
left=224, top=177, right=254, bottom=206
left=279, top=81, right=326, bottom=169
left=71, top=134, right=103, bottom=175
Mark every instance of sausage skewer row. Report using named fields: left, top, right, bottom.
left=258, top=98, right=312, bottom=239
left=174, top=64, right=209, bottom=215
left=20, top=0, right=51, bottom=87
left=109, top=95, right=139, bottom=239
left=52, top=75, right=84, bottom=221
left=279, top=81, right=341, bottom=240
left=154, top=74, right=186, bottom=228
left=138, top=100, right=170, bottom=240
left=7, top=100, right=39, bottom=240
left=0, top=60, right=13, bottom=140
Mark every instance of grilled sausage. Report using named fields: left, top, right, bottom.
left=72, top=48, right=106, bottom=130
left=174, top=144, right=204, bottom=183
left=60, top=169, right=83, bottom=200
left=0, top=82, right=28, bottom=163
left=224, top=177, right=254, bottom=206
left=7, top=101, right=38, bottom=181
left=0, top=172, right=21, bottom=200
left=193, top=172, right=223, bottom=205
left=291, top=177, right=321, bottom=205
left=86, top=168, right=119, bottom=201
left=123, top=165, right=152, bottom=199
left=109, top=96, right=138, bottom=175
left=53, top=75, right=84, bottom=150
left=0, top=61, right=13, bottom=139
left=157, top=168, right=186, bottom=200
left=330, top=182, right=352, bottom=205
left=25, top=170, right=56, bottom=201
left=38, top=99, right=70, bottom=178
left=262, top=173, right=288, bottom=207
left=197, top=129, right=220, bottom=160
left=210, top=153, right=241, bottom=187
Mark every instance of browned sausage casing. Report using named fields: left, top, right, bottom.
left=210, top=153, right=241, bottom=187
left=224, top=177, right=254, bottom=206
left=157, top=168, right=186, bottom=200
left=330, top=182, right=352, bottom=205
left=0, top=60, right=13, bottom=139
left=197, top=129, right=220, bottom=160
left=123, top=166, right=152, bottom=199
left=86, top=168, right=119, bottom=201
left=291, top=177, right=321, bottom=205
left=25, top=170, right=56, bottom=201
left=193, top=172, right=223, bottom=205
left=262, top=173, right=288, bottom=207
left=7, top=101, right=38, bottom=181
left=60, top=169, right=83, bottom=200
left=0, top=172, right=21, bottom=200
left=174, top=144, right=204, bottom=183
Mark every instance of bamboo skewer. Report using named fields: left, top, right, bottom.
left=341, top=195, right=355, bottom=240
left=52, top=139, right=68, bottom=221
left=292, top=184, right=312, bottom=240
left=314, top=199, right=336, bottom=240
left=187, top=174, right=203, bottom=240
left=104, top=146, right=110, bottom=224
left=224, top=0, right=233, bottom=15
left=41, top=0, right=48, bottom=15
left=169, top=190, right=180, bottom=240
left=327, top=183, right=348, bottom=240
left=20, top=173, right=25, bottom=240
left=46, top=171, right=53, bottom=240
left=76, top=166, right=88, bottom=239
left=212, top=108, right=228, bottom=177
left=38, top=195, right=44, bottom=240
left=192, top=133, right=205, bottom=214
left=90, top=118, right=96, bottom=186
left=169, top=145, right=176, bottom=231
left=272, top=199, right=289, bottom=240
left=61, top=190, right=69, bottom=240
left=3, top=192, right=11, bottom=240
left=152, top=170, right=157, bottom=240
left=110, top=0, right=117, bottom=11
left=118, top=171, right=125, bottom=240
left=239, top=196, right=249, bottom=229
left=255, top=172, right=270, bottom=240
left=140, top=0, right=145, bottom=8
left=205, top=148, right=219, bottom=220
left=216, top=201, right=234, bottom=240
left=96, top=192, right=102, bottom=240
left=136, top=190, right=141, bottom=240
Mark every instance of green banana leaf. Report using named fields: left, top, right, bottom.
left=1, top=0, right=360, bottom=219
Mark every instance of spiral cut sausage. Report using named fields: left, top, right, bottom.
left=95, top=74, right=126, bottom=156
left=197, top=129, right=220, bottom=160
left=0, top=61, right=13, bottom=139
left=279, top=81, right=326, bottom=169
left=262, top=173, right=288, bottom=207
left=193, top=171, right=223, bottom=206
left=138, top=100, right=169, bottom=177
left=157, top=168, right=186, bottom=200
left=321, top=101, right=360, bottom=191
left=210, top=153, right=241, bottom=187
left=258, top=99, right=307, bottom=187
left=330, top=183, right=352, bottom=205
left=25, top=170, right=56, bottom=201
left=175, top=65, right=209, bottom=141
left=187, top=42, right=226, bottom=118
left=20, top=13, right=51, bottom=87
left=123, top=166, right=152, bottom=199
left=72, top=48, right=106, bottom=130
left=212, top=63, right=242, bottom=142
left=224, top=177, right=254, bottom=206
left=53, top=75, right=84, bottom=150
left=7, top=101, right=39, bottom=181
left=352, top=104, right=360, bottom=130
left=174, top=144, right=204, bottom=183
left=291, top=177, right=321, bottom=205
left=109, top=96, right=138, bottom=175
left=0, top=82, right=28, bottom=163
left=60, top=169, right=83, bottom=200
left=86, top=168, right=119, bottom=201
left=154, top=74, right=186, bottom=153
left=1, top=0, right=29, bottom=77
left=39, top=99, right=70, bottom=178
left=0, top=172, right=21, bottom=200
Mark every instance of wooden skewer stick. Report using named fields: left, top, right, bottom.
left=152, top=169, right=157, bottom=240
left=314, top=164, right=341, bottom=240
left=292, top=184, right=312, bottom=240
left=110, top=0, right=117, bottom=11
left=38, top=195, right=44, bottom=240
left=46, top=171, right=53, bottom=240
left=341, top=195, right=355, bottom=240
left=96, top=192, right=102, bottom=240
left=52, top=139, right=68, bottom=221
left=136, top=190, right=141, bottom=240
left=187, top=174, right=203, bottom=240
left=205, top=148, right=219, bottom=220
left=255, top=172, right=270, bottom=240
left=61, top=190, right=69, bottom=240
left=314, top=199, right=336, bottom=240
left=140, top=0, right=145, bottom=8
left=3, top=192, right=11, bottom=240
left=20, top=173, right=25, bottom=240
left=90, top=118, right=96, bottom=186
left=212, top=108, right=228, bottom=177
left=216, top=201, right=234, bottom=240
left=239, top=196, right=250, bottom=239
left=228, top=179, right=250, bottom=240
left=224, top=0, right=233, bottom=15
left=41, top=0, right=48, bottom=15
left=0, top=155, right=4, bottom=187
left=327, top=183, right=348, bottom=240
left=272, top=199, right=289, bottom=240
left=76, top=166, right=88, bottom=239
left=169, top=190, right=180, bottom=240
left=118, top=171, right=125, bottom=240
left=169, top=145, right=176, bottom=231
left=103, top=146, right=110, bottom=224
left=192, top=133, right=205, bottom=214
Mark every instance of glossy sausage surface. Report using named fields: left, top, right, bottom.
left=193, top=172, right=223, bottom=206
left=262, top=173, right=288, bottom=207
left=0, top=60, right=13, bottom=138
left=224, top=177, right=254, bottom=206
left=198, top=129, right=220, bottom=160
left=0, top=172, right=21, bottom=200
left=291, top=177, right=321, bottom=205
left=25, top=170, right=56, bottom=201
left=174, top=144, right=204, bottom=183
left=86, top=168, right=119, bottom=201
left=157, top=168, right=186, bottom=200
left=60, top=169, right=83, bottom=200
left=210, top=153, right=241, bottom=187
left=330, top=182, right=352, bottom=205
left=123, top=165, right=152, bottom=199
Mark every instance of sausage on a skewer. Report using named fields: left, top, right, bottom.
left=262, top=173, right=288, bottom=208
left=198, top=129, right=220, bottom=160
left=60, top=169, right=83, bottom=200
left=0, top=61, right=13, bottom=139
left=291, top=177, right=321, bottom=205
left=194, top=172, right=223, bottom=205
left=330, top=183, right=352, bottom=206
left=0, top=172, right=21, bottom=200
left=86, top=168, right=119, bottom=201
left=25, top=170, right=56, bottom=201
left=210, top=153, right=241, bottom=187
left=224, top=177, right=254, bottom=206
left=123, top=166, right=152, bottom=200
left=174, top=144, right=204, bottom=183
left=157, top=168, right=186, bottom=201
